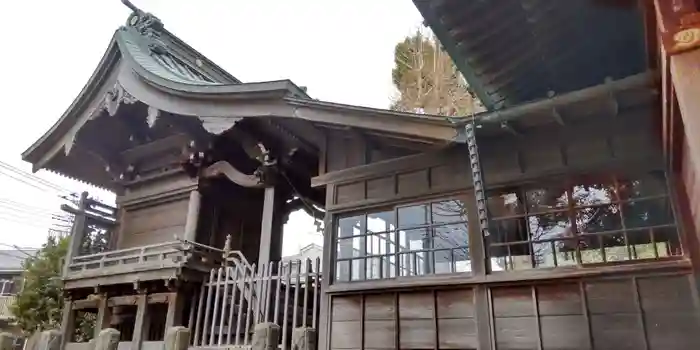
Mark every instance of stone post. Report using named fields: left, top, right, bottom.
left=93, top=329, right=119, bottom=350
left=292, top=328, right=317, bottom=350
left=37, top=330, right=61, bottom=350
left=164, top=327, right=190, bottom=350
left=252, top=323, right=280, bottom=350
left=0, top=333, right=14, bottom=350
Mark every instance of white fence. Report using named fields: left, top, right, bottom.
left=189, top=257, right=322, bottom=350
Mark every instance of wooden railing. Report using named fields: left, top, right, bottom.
left=66, top=240, right=224, bottom=278
left=190, top=258, right=322, bottom=349
left=0, top=295, right=15, bottom=320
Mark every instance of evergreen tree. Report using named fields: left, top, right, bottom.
left=391, top=30, right=481, bottom=115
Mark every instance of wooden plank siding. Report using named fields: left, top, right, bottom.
left=326, top=273, right=700, bottom=350
left=320, top=111, right=662, bottom=211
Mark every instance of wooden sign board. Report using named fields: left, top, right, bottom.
left=656, top=0, right=700, bottom=54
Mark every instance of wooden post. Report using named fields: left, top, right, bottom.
left=63, top=192, right=89, bottom=277
left=94, top=295, right=112, bottom=339
left=59, top=299, right=75, bottom=350
left=258, top=187, right=276, bottom=266
left=131, top=293, right=150, bottom=348
left=165, top=292, right=184, bottom=329
left=183, top=190, right=201, bottom=242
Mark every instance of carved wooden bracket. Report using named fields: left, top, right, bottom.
left=201, top=160, right=266, bottom=188
left=655, top=0, right=700, bottom=55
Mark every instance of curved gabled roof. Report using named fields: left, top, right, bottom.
left=21, top=8, right=460, bottom=188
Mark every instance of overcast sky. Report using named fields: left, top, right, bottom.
left=0, top=0, right=423, bottom=255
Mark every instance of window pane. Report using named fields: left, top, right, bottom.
left=622, top=198, right=674, bottom=228
left=434, top=223, right=468, bottom=249
left=525, top=186, right=569, bottom=213
left=399, top=228, right=430, bottom=251
left=431, top=200, right=468, bottom=223
left=528, top=213, right=572, bottom=242
left=398, top=250, right=429, bottom=276
left=367, top=211, right=394, bottom=233
left=571, top=176, right=615, bottom=207
left=366, top=232, right=396, bottom=256
left=576, top=204, right=622, bottom=233
left=366, top=257, right=382, bottom=280
left=338, top=215, right=363, bottom=238
left=351, top=259, right=365, bottom=281
left=398, top=205, right=428, bottom=227
left=337, top=237, right=365, bottom=259
left=617, top=171, right=667, bottom=199
left=335, top=260, right=350, bottom=282
left=488, top=190, right=524, bottom=218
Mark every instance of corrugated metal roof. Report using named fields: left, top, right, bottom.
left=414, top=0, right=648, bottom=111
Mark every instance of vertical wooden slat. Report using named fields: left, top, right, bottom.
left=94, top=295, right=111, bottom=339
left=210, top=268, right=223, bottom=345
left=265, top=262, right=275, bottom=323
left=312, top=257, right=320, bottom=328
left=202, top=269, right=216, bottom=346
left=235, top=266, right=248, bottom=345
left=579, top=281, right=594, bottom=350
left=226, top=266, right=239, bottom=345
left=244, top=263, right=257, bottom=345
left=218, top=266, right=231, bottom=345
left=193, top=283, right=206, bottom=346
left=303, top=259, right=311, bottom=327
left=394, top=293, right=400, bottom=350
left=532, top=286, right=543, bottom=350
left=360, top=294, right=366, bottom=350
left=60, top=299, right=75, bottom=349
left=274, top=261, right=283, bottom=325
left=166, top=291, right=184, bottom=329
left=291, top=260, right=301, bottom=329
left=432, top=290, right=439, bottom=350
left=475, top=286, right=493, bottom=350
left=281, top=263, right=292, bottom=350
left=131, top=293, right=150, bottom=350
left=632, top=277, right=651, bottom=350
left=187, top=288, right=197, bottom=334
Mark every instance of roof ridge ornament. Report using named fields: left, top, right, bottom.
left=122, top=0, right=164, bottom=35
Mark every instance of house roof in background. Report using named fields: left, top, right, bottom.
left=0, top=249, right=37, bottom=273
left=413, top=0, right=648, bottom=111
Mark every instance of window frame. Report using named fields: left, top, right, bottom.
left=331, top=193, right=477, bottom=283
left=485, top=171, right=682, bottom=272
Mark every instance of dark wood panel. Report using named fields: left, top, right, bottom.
left=397, top=170, right=429, bottom=197
left=584, top=280, right=637, bottom=315
left=492, top=287, right=534, bottom=317
left=644, top=312, right=700, bottom=350
left=332, top=296, right=362, bottom=322
left=364, top=320, right=395, bottom=349
left=589, top=314, right=645, bottom=350
left=540, top=315, right=590, bottom=350
left=398, top=319, right=434, bottom=348
left=493, top=317, right=538, bottom=350
left=364, top=294, right=395, bottom=320
left=436, top=289, right=475, bottom=319
left=330, top=321, right=362, bottom=349
left=438, top=318, right=478, bottom=349
left=637, top=275, right=694, bottom=312
left=430, top=163, right=471, bottom=191
left=366, top=176, right=395, bottom=200
left=537, top=283, right=582, bottom=316
left=398, top=292, right=433, bottom=319
left=336, top=182, right=365, bottom=205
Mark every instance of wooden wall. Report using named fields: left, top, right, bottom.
left=327, top=272, right=700, bottom=350
left=321, top=111, right=662, bottom=210
left=116, top=172, right=197, bottom=249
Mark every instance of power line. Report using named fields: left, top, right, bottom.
left=0, top=160, right=73, bottom=195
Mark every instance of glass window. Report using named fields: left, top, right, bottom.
left=334, top=198, right=471, bottom=282
left=487, top=171, right=681, bottom=272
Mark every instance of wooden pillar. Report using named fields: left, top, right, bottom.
left=165, top=292, right=185, bottom=329
left=131, top=293, right=150, bottom=348
left=63, top=192, right=89, bottom=277
left=183, top=190, right=201, bottom=242
left=59, top=299, right=75, bottom=350
left=258, top=187, right=276, bottom=266
left=94, top=295, right=112, bottom=339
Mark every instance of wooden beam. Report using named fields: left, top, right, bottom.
left=94, top=295, right=112, bottom=338
left=131, top=294, right=150, bottom=350
left=201, top=160, right=265, bottom=188
left=108, top=295, right=139, bottom=307
left=60, top=299, right=75, bottom=348
left=165, top=292, right=185, bottom=328
left=71, top=298, right=99, bottom=310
